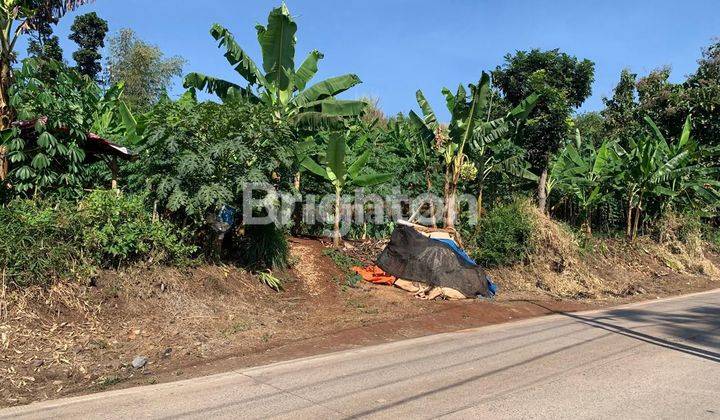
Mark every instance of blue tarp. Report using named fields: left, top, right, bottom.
left=431, top=238, right=498, bottom=297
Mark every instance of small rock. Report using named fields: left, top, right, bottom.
left=132, top=356, right=148, bottom=369
left=107, top=360, right=123, bottom=370
left=31, top=359, right=44, bottom=368
left=161, top=348, right=172, bottom=359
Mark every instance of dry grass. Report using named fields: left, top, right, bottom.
left=290, top=242, right=327, bottom=296
left=0, top=265, right=286, bottom=406
left=492, top=206, right=609, bottom=299
left=489, top=204, right=719, bottom=299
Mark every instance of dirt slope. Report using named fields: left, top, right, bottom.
left=1, top=236, right=718, bottom=408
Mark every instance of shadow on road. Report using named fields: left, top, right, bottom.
left=529, top=300, right=720, bottom=363
left=111, top=295, right=720, bottom=420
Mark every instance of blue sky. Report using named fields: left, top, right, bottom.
left=17, top=0, right=720, bottom=121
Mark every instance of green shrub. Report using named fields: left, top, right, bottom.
left=0, top=200, right=90, bottom=288
left=0, top=191, right=196, bottom=288
left=471, top=199, right=536, bottom=267
left=79, top=191, right=197, bottom=266
left=236, top=224, right=289, bottom=270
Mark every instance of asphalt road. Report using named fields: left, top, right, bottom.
left=3, top=290, right=720, bottom=419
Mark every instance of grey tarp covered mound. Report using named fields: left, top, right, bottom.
left=376, top=224, right=491, bottom=297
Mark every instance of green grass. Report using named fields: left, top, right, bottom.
left=324, top=249, right=363, bottom=289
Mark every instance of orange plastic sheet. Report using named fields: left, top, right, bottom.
left=352, top=265, right=396, bottom=285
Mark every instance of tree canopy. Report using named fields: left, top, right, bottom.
left=493, top=48, right=595, bottom=211
left=105, top=28, right=185, bottom=111
left=69, top=12, right=108, bottom=81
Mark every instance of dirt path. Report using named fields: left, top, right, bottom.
left=290, top=239, right=334, bottom=297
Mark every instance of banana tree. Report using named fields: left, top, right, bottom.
left=644, top=116, right=720, bottom=214
left=408, top=72, right=537, bottom=229
left=466, top=93, right=539, bottom=220
left=184, top=4, right=366, bottom=128
left=551, top=130, right=619, bottom=234
left=401, top=112, right=441, bottom=226
left=298, top=132, right=393, bottom=247
left=619, top=115, right=720, bottom=240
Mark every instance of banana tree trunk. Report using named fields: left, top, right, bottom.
left=293, top=172, right=301, bottom=191
left=476, top=185, right=484, bottom=222
left=426, top=175, right=437, bottom=228
left=290, top=172, right=301, bottom=236
left=631, top=193, right=643, bottom=241
left=444, top=187, right=457, bottom=229
left=625, top=192, right=634, bottom=240
left=443, top=165, right=457, bottom=229
left=0, top=144, right=6, bottom=181
left=581, top=208, right=592, bottom=236
left=333, top=186, right=341, bottom=248
left=631, top=207, right=640, bottom=241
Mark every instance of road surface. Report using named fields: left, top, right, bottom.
left=2, top=290, right=720, bottom=419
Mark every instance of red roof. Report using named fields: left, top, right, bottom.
left=12, top=118, right=136, bottom=161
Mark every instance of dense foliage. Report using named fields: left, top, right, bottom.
left=127, top=93, right=294, bottom=228
left=1, top=59, right=135, bottom=199
left=69, top=12, right=109, bottom=81
left=0, top=191, right=195, bottom=288
left=2, top=3, right=719, bottom=290
left=124, top=92, right=296, bottom=267
left=470, top=199, right=536, bottom=267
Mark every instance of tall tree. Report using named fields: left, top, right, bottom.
left=69, top=11, right=108, bottom=81
left=636, top=66, right=685, bottom=139
left=105, top=28, right=185, bottom=111
left=684, top=40, right=720, bottom=148
left=601, top=69, right=639, bottom=142
left=0, top=0, right=91, bottom=129
left=493, top=49, right=595, bottom=213
left=26, top=3, right=62, bottom=63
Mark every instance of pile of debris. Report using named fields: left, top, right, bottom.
left=353, top=221, right=497, bottom=300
